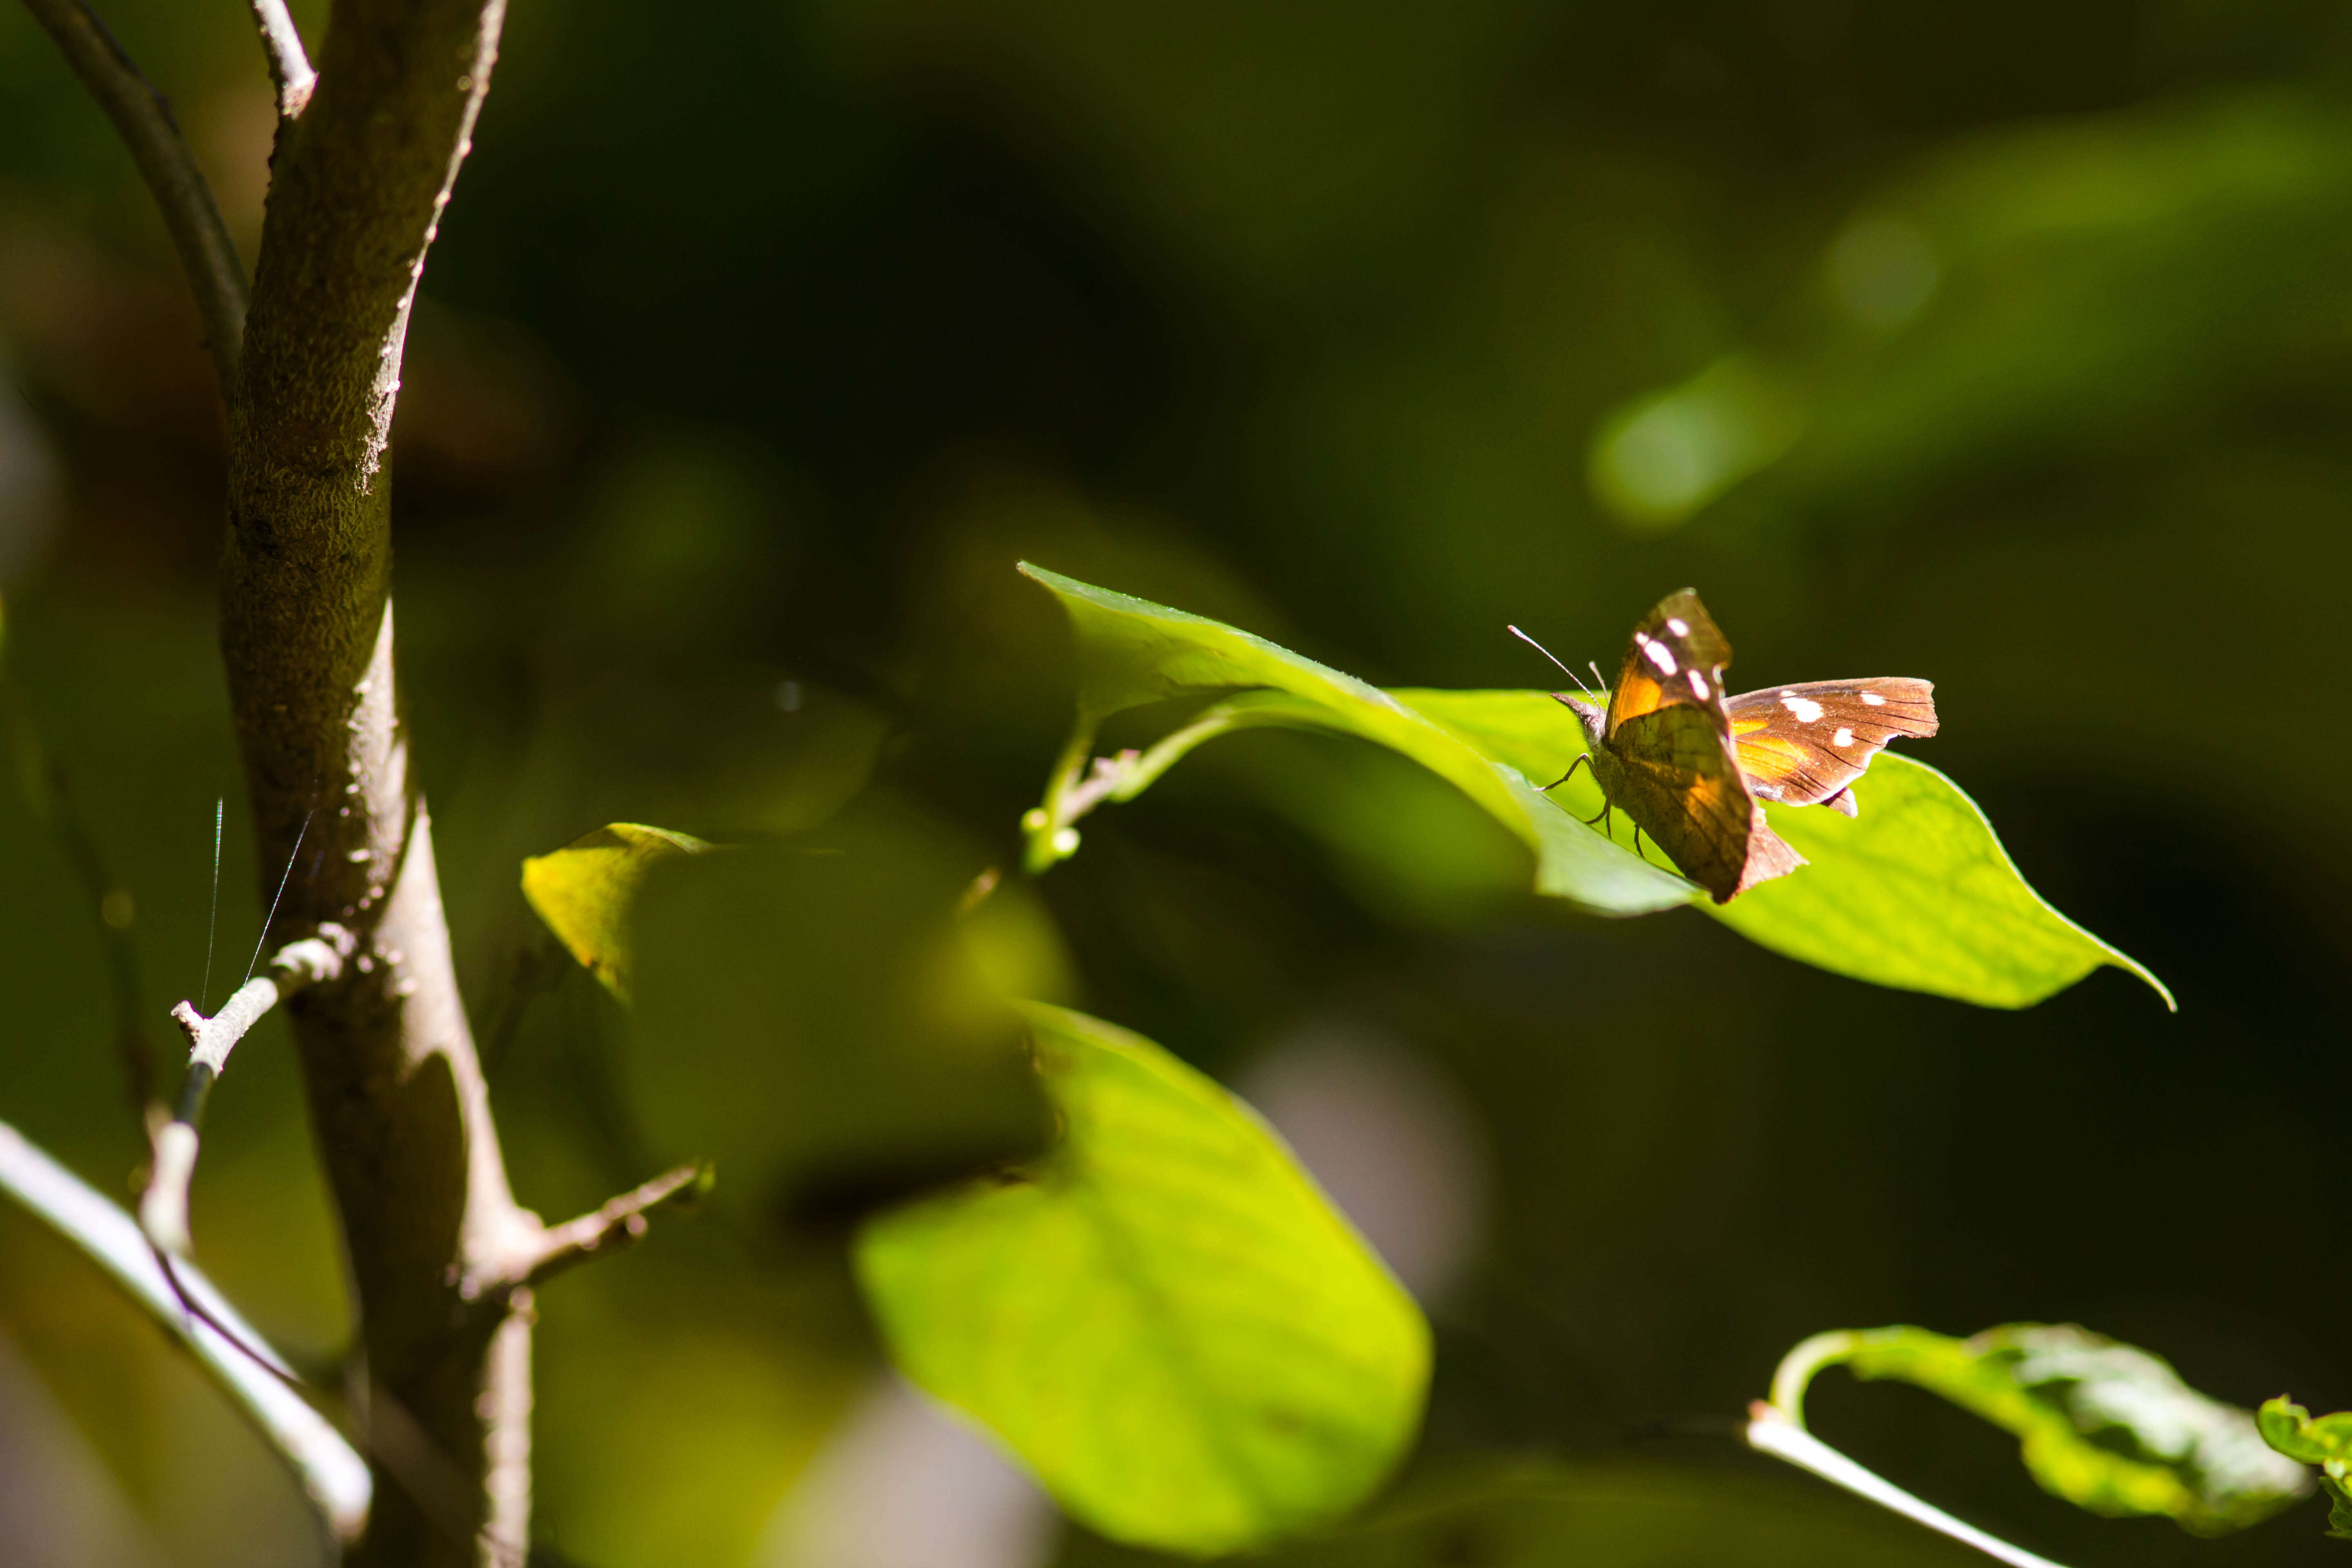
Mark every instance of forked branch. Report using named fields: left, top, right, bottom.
left=138, top=929, right=350, bottom=1256
left=478, top=1163, right=709, bottom=1297
left=0, top=1120, right=370, bottom=1542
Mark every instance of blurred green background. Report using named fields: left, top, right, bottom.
left=1, top=0, right=2348, bottom=1564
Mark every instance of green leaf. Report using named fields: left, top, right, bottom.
left=1056, top=1457, right=1990, bottom=1566
left=855, top=1002, right=1430, bottom=1556
left=2260, top=1398, right=2352, bottom=1539
left=1413, top=688, right=2166, bottom=1008
left=521, top=821, right=710, bottom=1003
left=1016, top=564, right=1692, bottom=916
left=1022, top=566, right=2167, bottom=1007
left=1768, top=1324, right=2311, bottom=1536
left=1716, top=755, right=2170, bottom=1008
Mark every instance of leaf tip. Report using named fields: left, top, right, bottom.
left=2114, top=954, right=2177, bottom=1013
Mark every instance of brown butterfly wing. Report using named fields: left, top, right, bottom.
left=1603, top=588, right=1733, bottom=732
left=1604, top=704, right=1758, bottom=901
left=1590, top=588, right=1811, bottom=902
left=1725, top=679, right=1938, bottom=818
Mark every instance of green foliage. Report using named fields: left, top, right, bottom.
left=1022, top=567, right=2165, bottom=1008
left=1058, top=1457, right=1985, bottom=1567
left=856, top=1002, right=1430, bottom=1557
left=2261, top=1399, right=2352, bottom=1538
left=1712, top=756, right=2169, bottom=1008
left=1016, top=564, right=1689, bottom=915
left=1770, top=1324, right=2311, bottom=1536
left=520, top=821, right=709, bottom=1003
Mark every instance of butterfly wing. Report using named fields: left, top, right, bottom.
left=1603, top=704, right=1760, bottom=901
left=1596, top=590, right=1802, bottom=902
left=1604, top=588, right=1732, bottom=732
left=1725, top=679, right=1938, bottom=818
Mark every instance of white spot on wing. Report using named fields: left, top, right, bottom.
left=1860, top=692, right=1884, bottom=706
left=1638, top=634, right=1677, bottom=676
left=1833, top=727, right=1854, bottom=747
left=1782, top=695, right=1824, bottom=723
left=1666, top=617, right=1689, bottom=636
left=1687, top=669, right=1709, bottom=698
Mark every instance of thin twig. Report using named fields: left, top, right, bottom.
left=14, top=0, right=248, bottom=393
left=481, top=1163, right=708, bottom=1296
left=1746, top=1405, right=2070, bottom=1568
left=244, top=0, right=314, bottom=119
left=0, top=1120, right=370, bottom=1541
left=137, top=928, right=350, bottom=1256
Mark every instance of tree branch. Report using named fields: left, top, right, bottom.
left=219, top=0, right=526, bottom=1559
left=14, top=0, right=248, bottom=392
left=246, top=0, right=317, bottom=119
left=136, top=929, right=351, bottom=1256
left=492, top=1163, right=707, bottom=1294
left=0, top=1120, right=370, bottom=1545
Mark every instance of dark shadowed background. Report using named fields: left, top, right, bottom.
left=0, top=1, right=2345, bottom=1564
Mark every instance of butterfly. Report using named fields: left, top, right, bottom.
left=1515, top=589, right=1938, bottom=903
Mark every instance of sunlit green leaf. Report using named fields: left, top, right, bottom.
left=1022, top=566, right=2167, bottom=1007
left=1767, top=1324, right=2311, bottom=1536
left=1410, top=690, right=2166, bottom=1008
left=1720, top=757, right=2169, bottom=1008
left=2260, top=1398, right=2352, bottom=1538
left=1056, top=1457, right=1985, bottom=1566
left=1017, top=563, right=1692, bottom=916
left=521, top=821, right=710, bottom=1003
left=856, top=1002, right=1430, bottom=1556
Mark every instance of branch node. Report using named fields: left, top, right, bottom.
left=474, top=1163, right=708, bottom=1298
left=138, top=929, right=351, bottom=1254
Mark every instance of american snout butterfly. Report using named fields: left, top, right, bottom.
left=1512, top=589, right=1938, bottom=903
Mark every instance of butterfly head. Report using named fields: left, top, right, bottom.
left=1551, top=691, right=1608, bottom=750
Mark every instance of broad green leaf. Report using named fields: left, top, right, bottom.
left=1017, top=563, right=1692, bottom=916
left=1056, top=1456, right=1986, bottom=1566
left=521, top=821, right=710, bottom=1002
left=1766, top=1324, right=2311, bottom=1536
left=856, top=1002, right=1430, bottom=1556
left=1022, top=566, right=2167, bottom=1007
left=1401, top=690, right=2167, bottom=1008
left=1718, top=756, right=2169, bottom=1008
left=2260, top=1398, right=2352, bottom=1538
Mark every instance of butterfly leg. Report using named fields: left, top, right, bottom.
left=1541, top=753, right=1591, bottom=793
left=1633, top=824, right=1646, bottom=862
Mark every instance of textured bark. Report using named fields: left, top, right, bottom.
left=220, top=0, right=538, bottom=1561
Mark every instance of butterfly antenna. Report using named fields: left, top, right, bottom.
left=241, top=809, right=313, bottom=990
left=200, top=798, right=223, bottom=1010
left=1588, top=660, right=1608, bottom=696
left=1507, top=625, right=1595, bottom=698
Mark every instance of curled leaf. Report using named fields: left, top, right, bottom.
left=1768, top=1323, right=2311, bottom=1536
left=2259, top=1397, right=2352, bottom=1538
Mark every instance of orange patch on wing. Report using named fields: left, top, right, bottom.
left=1734, top=732, right=1814, bottom=787
left=1608, top=672, right=1670, bottom=725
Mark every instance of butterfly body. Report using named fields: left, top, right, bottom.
left=1550, top=590, right=1936, bottom=903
